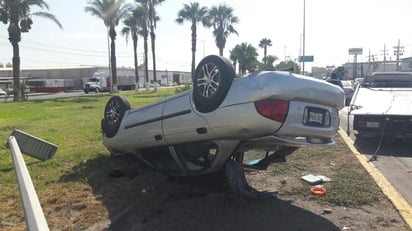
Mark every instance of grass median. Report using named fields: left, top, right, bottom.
left=0, top=89, right=176, bottom=229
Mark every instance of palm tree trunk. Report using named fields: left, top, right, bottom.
left=9, top=21, right=22, bottom=101
left=111, top=39, right=118, bottom=92
left=191, top=24, right=196, bottom=79
left=133, top=34, right=139, bottom=89
left=109, top=26, right=118, bottom=92
left=144, top=34, right=149, bottom=91
left=150, top=30, right=157, bottom=91
left=12, top=42, right=21, bottom=101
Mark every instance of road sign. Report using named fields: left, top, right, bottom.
left=299, top=56, right=314, bottom=62
left=349, top=48, right=363, bottom=55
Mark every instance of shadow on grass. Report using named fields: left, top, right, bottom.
left=60, top=153, right=340, bottom=231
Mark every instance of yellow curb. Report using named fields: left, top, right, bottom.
left=338, top=129, right=412, bottom=229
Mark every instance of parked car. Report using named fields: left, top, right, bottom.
left=326, top=78, right=343, bottom=88
left=341, top=80, right=355, bottom=106
left=101, top=55, right=345, bottom=197
left=352, top=77, right=364, bottom=88
left=326, top=79, right=353, bottom=106
left=349, top=72, right=412, bottom=142
left=0, top=88, right=6, bottom=96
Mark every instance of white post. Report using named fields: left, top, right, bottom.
left=9, top=136, right=49, bottom=231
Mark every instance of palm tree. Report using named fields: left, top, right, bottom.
left=121, top=6, right=145, bottom=89
left=229, top=44, right=242, bottom=74
left=207, top=4, right=239, bottom=56
left=259, top=38, right=272, bottom=65
left=176, top=2, right=208, bottom=78
left=230, top=43, right=258, bottom=75
left=136, top=0, right=162, bottom=90
left=276, top=60, right=300, bottom=74
left=135, top=0, right=150, bottom=89
left=136, top=0, right=165, bottom=90
left=261, top=55, right=278, bottom=71
left=148, top=0, right=164, bottom=87
left=0, top=0, right=62, bottom=101
left=85, top=0, right=131, bottom=92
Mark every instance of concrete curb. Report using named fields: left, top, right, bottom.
left=338, top=129, right=412, bottom=229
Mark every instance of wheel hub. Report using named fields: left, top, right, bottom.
left=106, top=102, right=120, bottom=125
left=197, top=63, right=220, bottom=98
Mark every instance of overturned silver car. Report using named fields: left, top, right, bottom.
left=101, top=55, right=345, bottom=198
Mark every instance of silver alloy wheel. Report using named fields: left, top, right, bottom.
left=197, top=62, right=221, bottom=98
left=193, top=55, right=235, bottom=113
left=102, top=96, right=131, bottom=138
left=106, top=100, right=120, bottom=126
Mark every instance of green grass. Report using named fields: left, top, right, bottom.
left=0, top=89, right=176, bottom=227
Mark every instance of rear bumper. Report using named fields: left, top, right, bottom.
left=353, top=114, right=412, bottom=138
left=237, top=135, right=335, bottom=152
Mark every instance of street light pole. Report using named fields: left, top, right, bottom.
left=302, top=0, right=306, bottom=74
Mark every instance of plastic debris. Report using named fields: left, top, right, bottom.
left=301, top=174, right=331, bottom=184
left=311, top=186, right=326, bottom=195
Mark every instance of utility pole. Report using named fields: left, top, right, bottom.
left=302, top=0, right=306, bottom=74
left=381, top=44, right=388, bottom=72
left=393, top=39, right=404, bottom=71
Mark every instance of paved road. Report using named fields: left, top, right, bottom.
left=339, top=106, right=412, bottom=208
left=0, top=90, right=104, bottom=102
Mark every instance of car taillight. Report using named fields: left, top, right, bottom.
left=255, top=100, right=289, bottom=122
left=356, top=118, right=366, bottom=127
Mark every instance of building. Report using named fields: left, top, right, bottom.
left=0, top=66, right=190, bottom=92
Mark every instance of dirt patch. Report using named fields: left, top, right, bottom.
left=2, top=135, right=410, bottom=231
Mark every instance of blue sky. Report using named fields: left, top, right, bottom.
left=1, top=0, right=412, bottom=72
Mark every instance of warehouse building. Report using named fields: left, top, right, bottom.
left=0, top=66, right=190, bottom=92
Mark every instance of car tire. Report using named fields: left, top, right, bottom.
left=193, top=55, right=235, bottom=113
left=101, top=96, right=131, bottom=138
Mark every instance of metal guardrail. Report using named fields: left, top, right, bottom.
left=7, top=130, right=58, bottom=231
left=9, top=136, right=49, bottom=231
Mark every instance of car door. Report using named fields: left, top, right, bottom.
left=162, top=94, right=213, bottom=145
left=121, top=102, right=166, bottom=149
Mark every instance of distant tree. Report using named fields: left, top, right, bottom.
left=260, top=55, right=278, bottom=71
left=207, top=4, right=238, bottom=56
left=229, top=44, right=242, bottom=74
left=0, top=0, right=62, bottom=101
left=229, top=43, right=258, bottom=75
left=85, top=0, right=131, bottom=92
left=176, top=2, right=208, bottom=78
left=121, top=6, right=145, bottom=89
left=259, top=38, right=272, bottom=65
left=276, top=60, right=300, bottom=74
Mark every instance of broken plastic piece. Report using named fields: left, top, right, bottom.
left=311, top=186, right=326, bottom=195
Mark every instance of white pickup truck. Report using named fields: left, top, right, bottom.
left=349, top=72, right=412, bottom=141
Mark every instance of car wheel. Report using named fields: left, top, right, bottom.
left=95, top=88, right=101, bottom=93
left=101, top=96, right=131, bottom=138
left=193, top=55, right=235, bottom=113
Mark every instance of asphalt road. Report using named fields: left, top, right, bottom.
left=339, top=106, right=412, bottom=208
left=0, top=90, right=101, bottom=102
